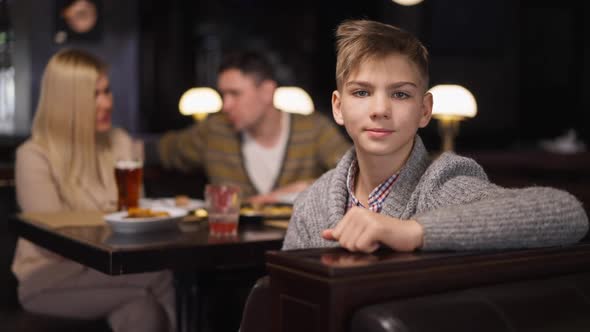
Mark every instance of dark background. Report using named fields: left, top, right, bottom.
left=54, top=0, right=104, bottom=43
left=137, top=0, right=590, bottom=151
left=9, top=0, right=590, bottom=152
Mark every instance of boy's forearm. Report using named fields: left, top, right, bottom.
left=406, top=219, right=424, bottom=249
left=380, top=218, right=424, bottom=252
left=415, top=187, right=588, bottom=251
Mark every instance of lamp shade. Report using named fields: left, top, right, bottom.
left=392, top=0, right=424, bottom=6
left=429, top=84, right=477, bottom=119
left=179, top=87, right=222, bottom=116
left=273, top=86, right=314, bottom=115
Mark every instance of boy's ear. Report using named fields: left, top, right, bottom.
left=418, top=91, right=433, bottom=128
left=332, top=90, right=344, bottom=126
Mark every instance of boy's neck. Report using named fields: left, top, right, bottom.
left=354, top=144, right=413, bottom=202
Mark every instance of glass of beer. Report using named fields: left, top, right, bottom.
left=115, top=159, right=143, bottom=211
left=205, top=184, right=241, bottom=236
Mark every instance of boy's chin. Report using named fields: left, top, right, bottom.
left=356, top=145, right=395, bottom=157
left=354, top=141, right=413, bottom=158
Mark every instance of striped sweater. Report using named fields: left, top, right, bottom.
left=158, top=112, right=351, bottom=198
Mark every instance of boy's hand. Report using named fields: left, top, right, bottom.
left=322, top=207, right=424, bottom=253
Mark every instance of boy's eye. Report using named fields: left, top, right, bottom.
left=392, top=91, right=410, bottom=99
left=353, top=90, right=369, bottom=97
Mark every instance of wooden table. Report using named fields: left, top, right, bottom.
left=11, top=214, right=286, bottom=332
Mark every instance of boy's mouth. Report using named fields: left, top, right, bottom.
left=365, top=128, right=394, bottom=138
left=366, top=127, right=392, bottom=132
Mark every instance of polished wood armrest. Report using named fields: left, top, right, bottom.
left=266, top=243, right=590, bottom=332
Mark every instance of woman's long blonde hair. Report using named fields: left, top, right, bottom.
left=31, top=49, right=115, bottom=209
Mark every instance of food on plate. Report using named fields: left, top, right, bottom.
left=262, top=205, right=293, bottom=216
left=175, top=195, right=190, bottom=207
left=239, top=206, right=255, bottom=215
left=240, top=204, right=293, bottom=216
left=126, top=207, right=170, bottom=218
left=194, top=208, right=208, bottom=218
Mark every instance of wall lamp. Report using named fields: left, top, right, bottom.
left=392, top=0, right=424, bottom=6
left=179, top=87, right=222, bottom=121
left=429, top=84, right=477, bottom=152
left=273, top=86, right=314, bottom=115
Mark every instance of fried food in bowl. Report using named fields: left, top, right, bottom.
left=126, top=207, right=170, bottom=218
left=175, top=195, right=190, bottom=207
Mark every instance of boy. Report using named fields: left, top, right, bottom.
left=282, top=19, right=588, bottom=253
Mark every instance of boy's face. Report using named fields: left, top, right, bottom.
left=331, top=54, right=432, bottom=159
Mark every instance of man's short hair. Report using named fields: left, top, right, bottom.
left=335, top=19, right=429, bottom=91
left=218, top=50, right=276, bottom=84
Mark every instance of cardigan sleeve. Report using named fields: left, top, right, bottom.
left=157, top=121, right=207, bottom=172
left=282, top=170, right=343, bottom=250
left=414, top=153, right=589, bottom=251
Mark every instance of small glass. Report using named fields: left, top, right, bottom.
left=205, top=184, right=241, bottom=236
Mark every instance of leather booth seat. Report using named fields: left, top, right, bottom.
left=240, top=276, right=271, bottom=332
left=242, top=271, right=590, bottom=332
left=350, top=271, right=590, bottom=332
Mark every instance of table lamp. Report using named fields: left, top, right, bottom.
left=273, top=86, right=314, bottom=115
left=179, top=87, right=222, bottom=121
left=429, top=84, right=477, bottom=152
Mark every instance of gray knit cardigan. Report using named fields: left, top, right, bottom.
left=283, top=136, right=589, bottom=251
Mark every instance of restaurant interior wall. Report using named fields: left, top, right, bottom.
left=11, top=0, right=141, bottom=137
left=139, top=0, right=590, bottom=151
left=3, top=0, right=590, bottom=155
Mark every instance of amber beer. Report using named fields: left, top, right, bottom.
left=115, top=160, right=143, bottom=211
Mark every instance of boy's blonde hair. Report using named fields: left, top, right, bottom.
left=32, top=49, right=115, bottom=209
left=335, top=19, right=429, bottom=91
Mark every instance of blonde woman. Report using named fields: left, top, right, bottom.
left=11, top=49, right=175, bottom=332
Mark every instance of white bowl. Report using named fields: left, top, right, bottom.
left=104, top=207, right=188, bottom=233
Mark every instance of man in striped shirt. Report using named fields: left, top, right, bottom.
left=146, top=50, right=351, bottom=202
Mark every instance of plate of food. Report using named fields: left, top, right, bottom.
left=239, top=203, right=293, bottom=221
left=184, top=203, right=293, bottom=224
left=140, top=196, right=205, bottom=212
left=104, top=207, right=188, bottom=233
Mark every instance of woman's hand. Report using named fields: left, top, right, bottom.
left=322, top=207, right=424, bottom=253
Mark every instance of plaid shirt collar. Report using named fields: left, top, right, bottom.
left=346, top=159, right=398, bottom=213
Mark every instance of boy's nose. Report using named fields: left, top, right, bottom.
left=370, top=94, right=391, bottom=119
